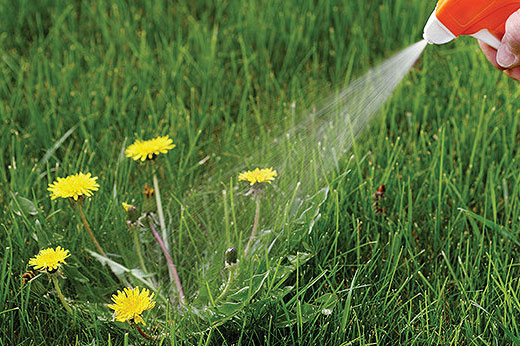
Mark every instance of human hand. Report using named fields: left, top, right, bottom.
left=479, top=9, right=520, bottom=81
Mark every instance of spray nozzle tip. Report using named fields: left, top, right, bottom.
left=423, top=11, right=455, bottom=45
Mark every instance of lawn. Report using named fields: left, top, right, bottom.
left=2, top=0, right=520, bottom=345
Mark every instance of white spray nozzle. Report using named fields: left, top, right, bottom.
left=423, top=10, right=456, bottom=45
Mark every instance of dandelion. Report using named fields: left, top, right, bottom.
left=109, top=287, right=156, bottom=324
left=29, top=246, right=70, bottom=273
left=239, top=167, right=277, bottom=256
left=224, top=247, right=238, bottom=267
left=48, top=172, right=99, bottom=201
left=122, top=201, right=139, bottom=223
left=142, top=185, right=156, bottom=214
left=48, top=172, right=106, bottom=256
left=217, top=247, right=239, bottom=302
left=143, top=185, right=154, bottom=198
left=28, top=246, right=72, bottom=313
left=109, top=287, right=156, bottom=339
left=122, top=202, right=133, bottom=212
left=238, top=168, right=277, bottom=186
left=122, top=201, right=139, bottom=222
left=125, top=136, right=175, bottom=161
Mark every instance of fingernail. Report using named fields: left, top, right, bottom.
left=497, top=45, right=516, bottom=68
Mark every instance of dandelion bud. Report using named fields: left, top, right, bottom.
left=122, top=202, right=140, bottom=223
left=142, top=185, right=156, bottom=214
left=224, top=247, right=238, bottom=267
left=143, top=185, right=155, bottom=198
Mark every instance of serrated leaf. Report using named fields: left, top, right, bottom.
left=274, top=252, right=312, bottom=283
left=86, top=250, right=156, bottom=291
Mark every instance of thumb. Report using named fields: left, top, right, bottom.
left=497, top=9, right=520, bottom=69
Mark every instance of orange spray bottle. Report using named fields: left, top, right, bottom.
left=423, top=0, right=520, bottom=49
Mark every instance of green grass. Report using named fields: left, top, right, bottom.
left=2, top=0, right=520, bottom=344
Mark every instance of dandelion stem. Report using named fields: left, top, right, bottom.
left=216, top=267, right=235, bottom=302
left=151, top=172, right=175, bottom=291
left=152, top=173, right=169, bottom=252
left=148, top=217, right=185, bottom=305
left=77, top=203, right=107, bottom=257
left=52, top=276, right=72, bottom=314
left=130, top=224, right=148, bottom=273
left=135, top=325, right=152, bottom=340
left=244, top=192, right=261, bottom=256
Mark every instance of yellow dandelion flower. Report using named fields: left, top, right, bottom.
left=108, top=287, right=156, bottom=325
left=125, top=136, right=176, bottom=161
left=238, top=168, right=278, bottom=186
left=48, top=172, right=99, bottom=201
left=122, top=202, right=133, bottom=212
left=122, top=202, right=139, bottom=222
left=29, top=246, right=70, bottom=273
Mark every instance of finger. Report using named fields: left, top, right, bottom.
left=504, top=67, right=520, bottom=81
left=497, top=9, right=520, bottom=68
left=479, top=40, right=520, bottom=80
left=478, top=40, right=503, bottom=70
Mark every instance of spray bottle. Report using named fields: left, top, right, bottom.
left=423, top=0, right=520, bottom=50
